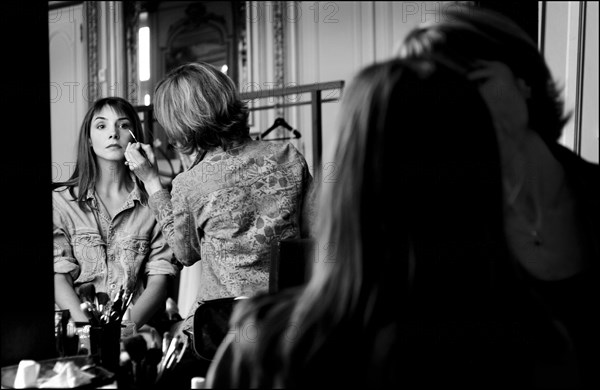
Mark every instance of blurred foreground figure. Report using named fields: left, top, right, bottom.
left=205, top=56, right=597, bottom=388
left=400, top=6, right=599, bottom=387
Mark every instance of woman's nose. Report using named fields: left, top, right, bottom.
left=108, top=125, right=119, bottom=139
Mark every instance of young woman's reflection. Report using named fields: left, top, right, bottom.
left=53, top=97, right=180, bottom=333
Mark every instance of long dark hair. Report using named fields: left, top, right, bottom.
left=286, top=58, right=516, bottom=377
left=225, top=59, right=568, bottom=387
left=52, top=97, right=148, bottom=209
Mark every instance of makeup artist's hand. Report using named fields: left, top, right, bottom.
left=125, top=142, right=163, bottom=195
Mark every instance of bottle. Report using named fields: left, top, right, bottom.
left=191, top=376, right=206, bottom=389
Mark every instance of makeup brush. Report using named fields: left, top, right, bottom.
left=157, top=334, right=180, bottom=381
left=173, top=336, right=188, bottom=366
left=128, top=130, right=150, bottom=161
left=166, top=337, right=186, bottom=370
left=161, top=331, right=171, bottom=353
left=78, top=283, right=96, bottom=306
left=123, top=290, right=134, bottom=313
left=123, top=335, right=147, bottom=362
left=80, top=302, right=100, bottom=326
left=114, top=286, right=125, bottom=307
left=117, top=351, right=133, bottom=389
left=96, top=292, right=110, bottom=306
left=143, top=344, right=163, bottom=386
left=109, top=287, right=125, bottom=323
left=123, top=334, right=147, bottom=386
left=96, top=292, right=110, bottom=317
left=79, top=284, right=102, bottom=325
left=132, top=326, right=162, bottom=385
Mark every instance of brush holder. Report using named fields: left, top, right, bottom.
left=89, top=322, right=121, bottom=373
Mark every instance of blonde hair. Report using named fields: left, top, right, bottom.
left=154, top=62, right=249, bottom=154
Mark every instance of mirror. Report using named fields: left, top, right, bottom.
left=123, top=1, right=247, bottom=180
left=48, top=0, right=247, bottom=328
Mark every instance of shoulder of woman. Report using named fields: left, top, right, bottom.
left=546, top=140, right=595, bottom=169
left=263, top=142, right=308, bottom=168
left=548, top=141, right=600, bottom=188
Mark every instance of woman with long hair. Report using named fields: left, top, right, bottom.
left=53, top=97, right=179, bottom=331
left=399, top=6, right=598, bottom=386
left=205, top=58, right=571, bottom=388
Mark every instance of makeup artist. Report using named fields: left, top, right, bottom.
left=53, top=97, right=180, bottom=333
left=124, top=62, right=315, bottom=337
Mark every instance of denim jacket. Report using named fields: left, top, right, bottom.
left=149, top=139, right=314, bottom=327
left=53, top=182, right=179, bottom=301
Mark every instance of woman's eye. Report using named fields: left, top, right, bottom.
left=119, top=123, right=131, bottom=129
left=96, top=124, right=105, bottom=129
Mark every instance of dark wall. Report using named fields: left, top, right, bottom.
left=1, top=2, right=57, bottom=366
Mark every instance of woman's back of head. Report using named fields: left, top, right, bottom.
left=215, top=58, right=568, bottom=388
left=316, top=57, right=565, bottom=386
left=224, top=58, right=545, bottom=388
left=319, top=57, right=508, bottom=318
left=153, top=62, right=249, bottom=154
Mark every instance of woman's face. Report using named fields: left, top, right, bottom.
left=89, top=105, right=135, bottom=162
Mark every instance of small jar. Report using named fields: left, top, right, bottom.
left=75, top=323, right=92, bottom=355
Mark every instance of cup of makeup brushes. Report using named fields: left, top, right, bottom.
left=90, top=321, right=121, bottom=373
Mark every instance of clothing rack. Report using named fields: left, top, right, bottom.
left=240, top=80, right=344, bottom=178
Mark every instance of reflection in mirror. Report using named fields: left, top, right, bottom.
left=124, top=1, right=247, bottom=188
left=165, top=3, right=233, bottom=75
left=124, top=1, right=248, bottom=319
left=46, top=1, right=248, bottom=347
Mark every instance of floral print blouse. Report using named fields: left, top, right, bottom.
left=148, top=139, right=314, bottom=328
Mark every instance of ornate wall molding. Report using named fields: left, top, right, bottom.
left=164, top=3, right=229, bottom=74
left=86, top=1, right=99, bottom=104
left=124, top=2, right=141, bottom=104
left=273, top=2, right=285, bottom=124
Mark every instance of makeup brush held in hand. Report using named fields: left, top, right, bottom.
left=127, top=130, right=150, bottom=162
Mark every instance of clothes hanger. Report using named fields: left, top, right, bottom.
left=256, top=117, right=301, bottom=141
